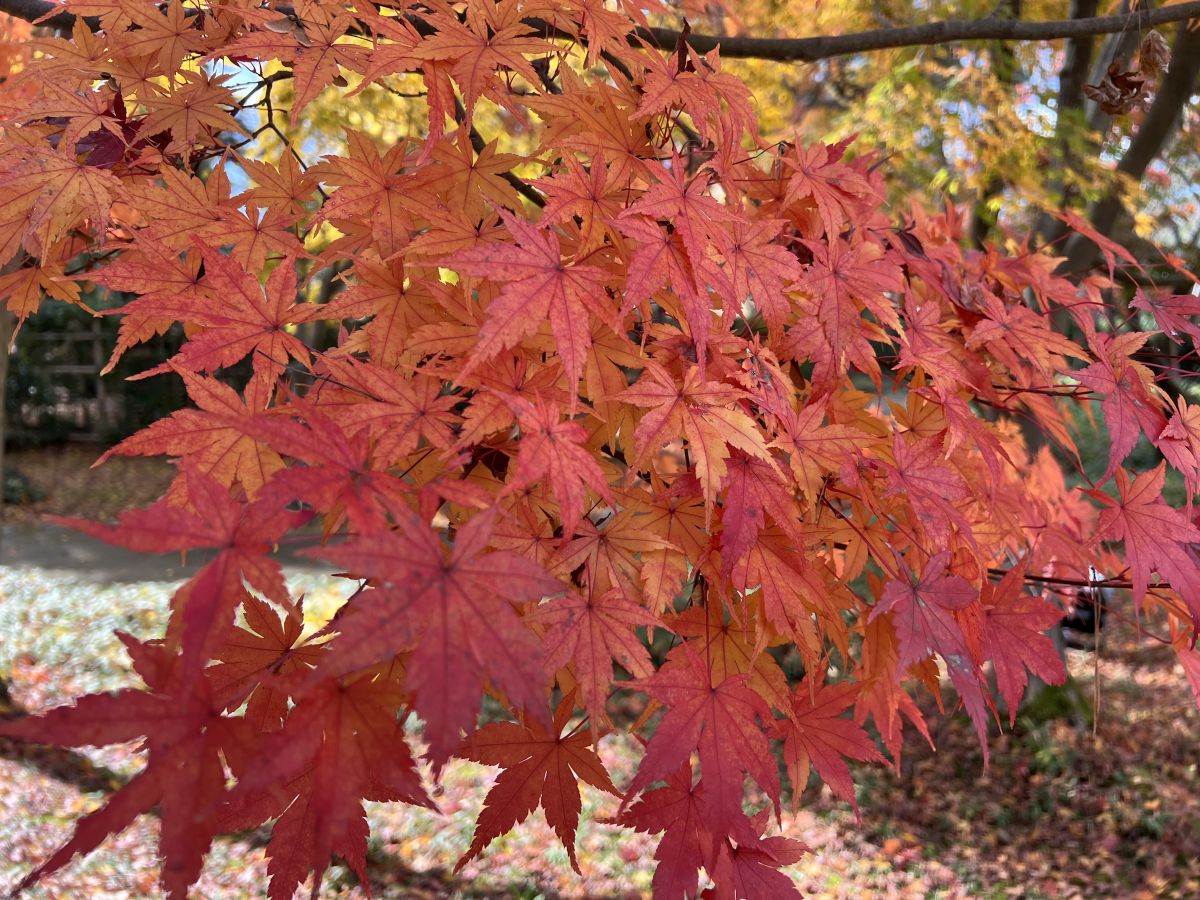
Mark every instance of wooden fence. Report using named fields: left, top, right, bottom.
left=9, top=322, right=114, bottom=442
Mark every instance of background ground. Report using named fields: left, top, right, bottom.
left=1, top=447, right=1198, bottom=898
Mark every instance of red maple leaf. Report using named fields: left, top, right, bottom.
left=528, top=586, right=659, bottom=734
left=455, top=694, right=617, bottom=873
left=99, top=364, right=284, bottom=498
left=709, top=830, right=808, bottom=900
left=446, top=207, right=613, bottom=395
left=311, top=356, right=460, bottom=467
left=307, top=509, right=563, bottom=763
left=1075, top=330, right=1168, bottom=480
left=705, top=217, right=804, bottom=333
left=979, top=566, right=1067, bottom=725
left=776, top=672, right=883, bottom=814
left=783, top=139, right=875, bottom=237
left=0, top=640, right=246, bottom=899
left=619, top=362, right=775, bottom=518
left=868, top=551, right=993, bottom=763
left=623, top=642, right=779, bottom=822
left=220, top=663, right=432, bottom=899
left=503, top=396, right=614, bottom=538
left=50, top=463, right=303, bottom=686
left=615, top=763, right=711, bottom=898
left=208, top=594, right=325, bottom=731
left=129, top=242, right=319, bottom=385
left=719, top=449, right=803, bottom=578
left=1130, top=288, right=1200, bottom=345
left=1090, top=464, right=1200, bottom=623
left=237, top=403, right=416, bottom=530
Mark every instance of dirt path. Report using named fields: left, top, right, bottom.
left=0, top=523, right=326, bottom=583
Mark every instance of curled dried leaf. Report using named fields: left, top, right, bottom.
left=1084, top=58, right=1148, bottom=115
left=1138, top=29, right=1171, bottom=79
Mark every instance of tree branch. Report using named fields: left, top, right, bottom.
left=634, top=3, right=1200, bottom=62
left=4, top=0, right=1200, bottom=63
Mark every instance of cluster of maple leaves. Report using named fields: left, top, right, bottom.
left=2, top=0, right=1200, bottom=897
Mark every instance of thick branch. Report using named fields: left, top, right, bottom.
left=4, top=0, right=1200, bottom=63
left=635, top=3, right=1200, bottom=62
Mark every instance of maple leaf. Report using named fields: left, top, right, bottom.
left=528, top=587, right=659, bottom=733
left=1090, top=464, right=1200, bottom=624
left=503, top=396, right=614, bottom=537
left=1075, top=330, right=1168, bottom=480
left=550, top=506, right=679, bottom=607
left=136, top=69, right=244, bottom=151
left=869, top=553, right=976, bottom=669
left=666, top=600, right=793, bottom=715
left=536, top=150, right=624, bottom=255
left=784, top=237, right=902, bottom=390
left=115, top=0, right=204, bottom=71
left=208, top=594, right=325, bottom=731
left=776, top=672, right=883, bottom=814
left=216, top=9, right=360, bottom=124
left=616, top=763, right=711, bottom=898
left=51, top=463, right=303, bottom=686
left=729, top=528, right=836, bottom=674
left=709, top=831, right=808, bottom=900
left=416, top=130, right=524, bottom=223
left=307, top=509, right=563, bottom=763
left=1130, top=288, right=1200, bottom=345
left=234, top=403, right=415, bottom=530
left=0, top=144, right=119, bottom=264
left=130, top=242, right=317, bottom=385
left=619, top=363, right=775, bottom=519
left=966, top=290, right=1087, bottom=379
left=455, top=354, right=568, bottom=447
left=221, top=663, right=432, bottom=900
left=309, top=129, right=418, bottom=257
left=622, top=474, right=713, bottom=612
left=237, top=150, right=320, bottom=219
left=979, top=567, right=1067, bottom=725
left=783, top=139, right=876, bottom=238
left=313, top=356, right=459, bottom=467
left=868, top=551, right=993, bottom=763
left=0, top=643, right=244, bottom=899
left=409, top=3, right=551, bottom=121
left=1155, top=396, right=1200, bottom=496
left=118, top=165, right=230, bottom=248
left=854, top=612, right=933, bottom=767
left=624, top=642, right=780, bottom=822
left=885, top=433, right=975, bottom=547
left=615, top=212, right=703, bottom=331
left=621, top=160, right=733, bottom=267
left=98, top=365, right=284, bottom=498
left=455, top=694, right=617, bottom=873
left=0, top=254, right=80, bottom=318
left=446, top=207, right=614, bottom=395
left=719, top=449, right=802, bottom=578
left=18, top=82, right=125, bottom=155
left=705, top=218, right=804, bottom=333
left=772, top=402, right=866, bottom=498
